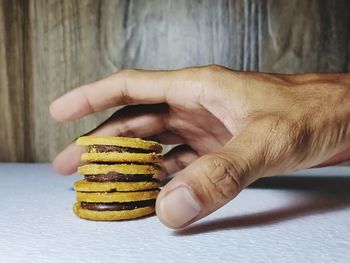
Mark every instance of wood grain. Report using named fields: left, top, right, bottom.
left=0, top=0, right=350, bottom=162
left=262, top=0, right=350, bottom=73
left=0, top=0, right=26, bottom=161
left=27, top=0, right=125, bottom=161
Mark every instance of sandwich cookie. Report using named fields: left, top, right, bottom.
left=78, top=163, right=161, bottom=182
left=73, top=136, right=163, bottom=221
left=77, top=136, right=162, bottom=163
left=73, top=189, right=160, bottom=221
left=74, top=180, right=161, bottom=192
left=76, top=163, right=161, bottom=191
left=73, top=202, right=156, bottom=221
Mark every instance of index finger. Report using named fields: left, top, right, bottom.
left=49, top=69, right=182, bottom=122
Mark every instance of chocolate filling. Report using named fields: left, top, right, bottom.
left=81, top=199, right=156, bottom=211
left=88, top=145, right=156, bottom=154
left=85, top=173, right=158, bottom=182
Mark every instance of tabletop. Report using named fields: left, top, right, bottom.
left=0, top=163, right=349, bottom=263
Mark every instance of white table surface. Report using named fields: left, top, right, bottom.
left=0, top=163, right=349, bottom=263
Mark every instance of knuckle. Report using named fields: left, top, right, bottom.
left=81, top=89, right=97, bottom=113
left=193, top=65, right=226, bottom=103
left=166, top=117, right=186, bottom=134
left=206, top=64, right=228, bottom=76
left=174, top=65, right=228, bottom=105
left=112, top=69, right=136, bottom=104
left=201, top=64, right=224, bottom=81
left=201, top=154, right=245, bottom=204
left=120, top=85, right=132, bottom=104
left=118, top=68, right=136, bottom=77
left=181, top=65, right=224, bottom=83
left=200, top=65, right=230, bottom=98
left=181, top=66, right=202, bottom=76
left=204, top=64, right=225, bottom=74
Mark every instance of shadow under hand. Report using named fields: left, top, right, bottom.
left=250, top=175, right=350, bottom=192
left=175, top=176, right=350, bottom=236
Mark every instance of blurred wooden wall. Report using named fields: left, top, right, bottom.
left=0, top=0, right=350, bottom=162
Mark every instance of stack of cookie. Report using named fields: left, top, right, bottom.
left=73, top=136, right=162, bottom=221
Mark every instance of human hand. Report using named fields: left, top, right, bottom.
left=50, top=65, right=350, bottom=229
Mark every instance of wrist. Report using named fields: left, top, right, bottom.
left=289, top=73, right=350, bottom=166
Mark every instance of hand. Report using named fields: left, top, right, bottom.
left=50, top=65, right=350, bottom=229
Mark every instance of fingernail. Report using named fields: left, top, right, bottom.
left=159, top=185, right=201, bottom=228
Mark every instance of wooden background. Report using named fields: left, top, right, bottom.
left=1, top=0, right=350, bottom=162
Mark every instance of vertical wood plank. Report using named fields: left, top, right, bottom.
left=0, top=0, right=26, bottom=161
left=121, top=0, right=264, bottom=71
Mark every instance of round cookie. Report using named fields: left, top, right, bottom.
left=73, top=203, right=155, bottom=221
left=78, top=163, right=160, bottom=175
left=74, top=135, right=163, bottom=222
left=76, top=189, right=160, bottom=203
left=81, top=152, right=162, bottom=163
left=76, top=136, right=162, bottom=152
left=74, top=180, right=161, bottom=192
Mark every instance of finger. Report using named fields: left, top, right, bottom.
left=144, top=131, right=184, bottom=145
left=156, top=120, right=276, bottom=229
left=53, top=104, right=168, bottom=175
left=52, top=143, right=84, bottom=175
left=156, top=145, right=199, bottom=180
left=50, top=68, right=186, bottom=122
left=90, top=104, right=168, bottom=138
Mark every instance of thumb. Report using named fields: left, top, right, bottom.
left=156, top=120, right=278, bottom=229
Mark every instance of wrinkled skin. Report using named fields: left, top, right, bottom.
left=50, top=65, right=350, bottom=229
